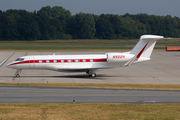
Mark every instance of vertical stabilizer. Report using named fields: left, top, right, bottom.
left=130, top=35, right=164, bottom=63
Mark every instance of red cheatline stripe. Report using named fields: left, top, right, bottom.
left=136, top=42, right=149, bottom=59
left=125, top=58, right=134, bottom=67
left=8, top=58, right=107, bottom=66
left=124, top=42, right=149, bottom=67
left=8, top=61, right=29, bottom=66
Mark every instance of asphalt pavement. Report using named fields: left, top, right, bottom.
left=0, top=86, right=180, bottom=103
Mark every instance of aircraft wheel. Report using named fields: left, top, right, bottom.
left=91, top=73, right=96, bottom=78
left=16, top=74, right=20, bottom=78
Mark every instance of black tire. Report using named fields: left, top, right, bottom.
left=91, top=73, right=96, bottom=77
left=16, top=74, right=20, bottom=78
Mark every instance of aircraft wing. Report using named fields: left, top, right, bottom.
left=58, top=66, right=116, bottom=72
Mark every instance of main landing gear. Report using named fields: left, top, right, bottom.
left=15, top=69, right=22, bottom=78
left=86, top=70, right=97, bottom=78
left=90, top=73, right=96, bottom=78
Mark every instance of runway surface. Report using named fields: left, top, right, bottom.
left=0, top=51, right=180, bottom=84
left=0, top=86, right=180, bottom=103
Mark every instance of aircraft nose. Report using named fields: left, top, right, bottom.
left=6, top=63, right=14, bottom=68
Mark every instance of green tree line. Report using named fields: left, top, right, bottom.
left=0, top=6, right=180, bottom=40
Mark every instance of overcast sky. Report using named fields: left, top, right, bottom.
left=1, top=0, right=179, bottom=17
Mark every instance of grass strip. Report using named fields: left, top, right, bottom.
left=0, top=38, right=179, bottom=45
left=1, top=83, right=180, bottom=90
left=0, top=103, right=180, bottom=119
left=0, top=46, right=133, bottom=50
left=0, top=38, right=178, bottom=51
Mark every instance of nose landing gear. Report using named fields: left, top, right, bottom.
left=15, top=69, right=22, bottom=78
left=16, top=74, right=20, bottom=78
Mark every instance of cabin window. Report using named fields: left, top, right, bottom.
left=54, top=60, right=57, bottom=63
left=46, top=60, right=50, bottom=63
left=15, top=58, right=25, bottom=61
left=61, top=60, right=64, bottom=63
left=39, top=60, right=42, bottom=63
left=68, top=59, right=72, bottom=63
left=83, top=59, right=86, bottom=62
left=75, top=59, right=79, bottom=62
left=90, top=59, right=94, bottom=62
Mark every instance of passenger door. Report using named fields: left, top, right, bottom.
left=29, top=57, right=35, bottom=68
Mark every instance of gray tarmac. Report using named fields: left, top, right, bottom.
left=0, top=86, right=180, bottom=103
left=0, top=51, right=180, bottom=84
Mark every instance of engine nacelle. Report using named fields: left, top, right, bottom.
left=106, top=52, right=135, bottom=63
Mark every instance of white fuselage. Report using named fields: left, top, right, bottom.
left=6, top=53, right=135, bottom=72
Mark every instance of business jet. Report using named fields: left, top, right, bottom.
left=6, top=35, right=164, bottom=77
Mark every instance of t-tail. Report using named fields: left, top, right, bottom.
left=123, top=35, right=164, bottom=66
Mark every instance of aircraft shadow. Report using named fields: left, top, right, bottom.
left=0, top=74, right=114, bottom=79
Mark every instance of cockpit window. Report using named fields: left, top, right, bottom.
left=15, top=58, right=25, bottom=61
